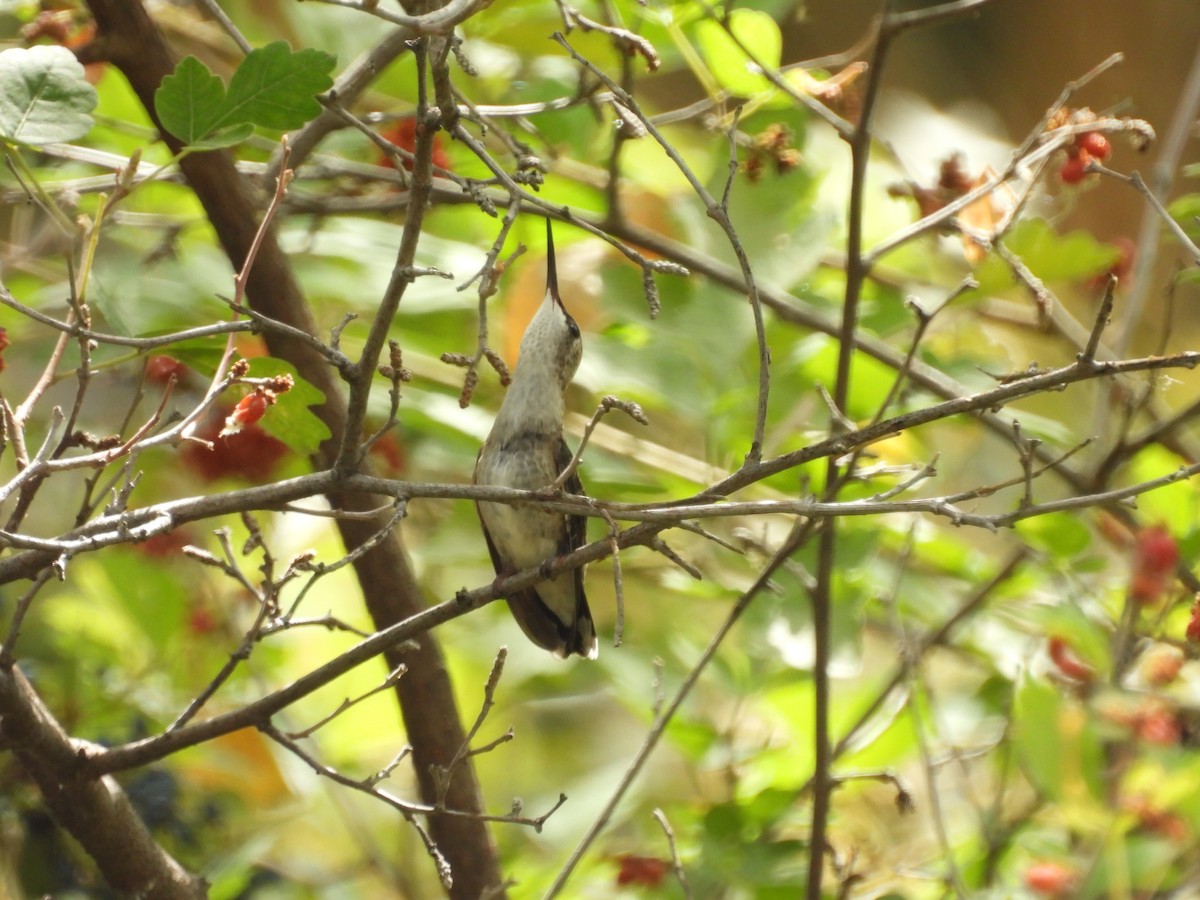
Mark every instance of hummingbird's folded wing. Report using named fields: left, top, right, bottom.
left=554, top=436, right=597, bottom=658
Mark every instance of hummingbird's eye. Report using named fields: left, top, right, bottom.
left=566, top=318, right=580, bottom=339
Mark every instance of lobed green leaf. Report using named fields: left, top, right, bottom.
left=154, top=55, right=228, bottom=146
left=154, top=42, right=335, bottom=147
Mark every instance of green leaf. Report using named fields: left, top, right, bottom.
left=154, top=43, right=335, bottom=147
left=1013, top=677, right=1068, bottom=799
left=245, top=358, right=331, bottom=456
left=1015, top=511, right=1092, bottom=559
left=694, top=9, right=782, bottom=97
left=189, top=123, right=256, bottom=151
left=1013, top=676, right=1105, bottom=803
left=154, top=55, right=228, bottom=145
left=972, top=218, right=1120, bottom=290
left=220, top=42, right=335, bottom=132
left=1168, top=192, right=1200, bottom=237
left=0, top=45, right=97, bottom=146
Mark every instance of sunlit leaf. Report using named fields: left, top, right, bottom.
left=694, top=9, right=782, bottom=96
left=973, top=218, right=1122, bottom=288
left=0, top=45, right=96, bottom=145
left=1015, top=511, right=1092, bottom=559
left=1013, top=677, right=1105, bottom=803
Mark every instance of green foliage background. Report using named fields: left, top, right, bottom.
left=0, top=1, right=1199, bottom=898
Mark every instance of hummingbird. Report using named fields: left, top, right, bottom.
left=473, top=222, right=599, bottom=659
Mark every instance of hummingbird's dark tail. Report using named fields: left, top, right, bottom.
left=504, top=588, right=598, bottom=659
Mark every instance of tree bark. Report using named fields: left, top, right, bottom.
left=0, top=665, right=206, bottom=898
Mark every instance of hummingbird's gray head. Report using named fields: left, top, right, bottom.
left=514, top=223, right=582, bottom=395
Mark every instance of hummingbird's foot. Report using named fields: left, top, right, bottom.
left=538, top=559, right=555, bottom=579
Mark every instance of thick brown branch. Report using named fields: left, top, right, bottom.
left=0, top=664, right=205, bottom=898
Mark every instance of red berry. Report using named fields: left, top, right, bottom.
left=188, top=606, right=218, bottom=635
left=368, top=429, right=407, bottom=476
left=1187, top=598, right=1200, bottom=643
left=135, top=528, right=192, bottom=558
left=1077, top=131, right=1111, bottom=161
left=1126, top=797, right=1189, bottom=841
left=1059, top=154, right=1091, bottom=184
left=145, top=354, right=187, bottom=385
left=227, top=392, right=269, bottom=430
left=1024, top=861, right=1077, bottom=896
left=1086, top=236, right=1136, bottom=292
left=1140, top=644, right=1184, bottom=686
left=1137, top=707, right=1181, bottom=745
left=1130, top=526, right=1179, bottom=604
left=1135, top=525, right=1179, bottom=576
left=1048, top=636, right=1095, bottom=683
left=1130, top=570, right=1169, bottom=604
left=220, top=389, right=281, bottom=438
left=378, top=117, right=452, bottom=173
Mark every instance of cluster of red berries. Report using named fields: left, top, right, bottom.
left=1059, top=131, right=1111, bottom=184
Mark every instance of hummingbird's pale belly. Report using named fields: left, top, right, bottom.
left=477, top=501, right=562, bottom=571
left=475, top=440, right=565, bottom=571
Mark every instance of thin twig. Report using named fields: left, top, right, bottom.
left=286, top=664, right=408, bottom=740
left=261, top=722, right=453, bottom=890
left=190, top=0, right=253, bottom=54
left=1095, top=165, right=1200, bottom=268
left=1081, top=275, right=1118, bottom=364
left=434, top=648, right=508, bottom=804
left=652, top=809, right=693, bottom=899
left=543, top=522, right=812, bottom=898
left=550, top=395, right=649, bottom=491
left=308, top=0, right=490, bottom=33
left=553, top=32, right=770, bottom=463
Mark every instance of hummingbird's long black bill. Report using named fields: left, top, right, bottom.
left=545, top=219, right=560, bottom=303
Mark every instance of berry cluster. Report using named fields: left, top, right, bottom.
left=1059, top=131, right=1112, bottom=185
